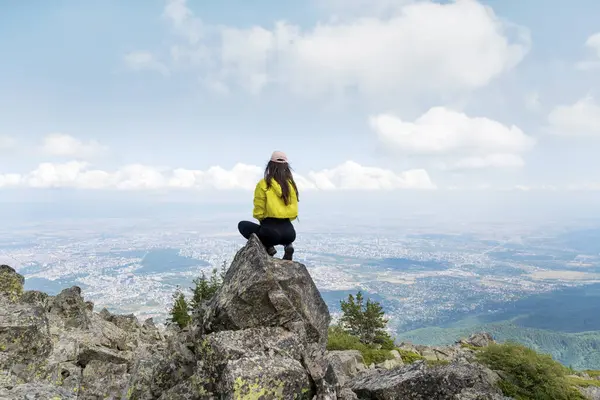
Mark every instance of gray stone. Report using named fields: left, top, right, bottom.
left=79, top=360, right=129, bottom=399
left=458, top=332, right=495, bottom=348
left=389, top=349, right=401, bottom=359
left=350, top=361, right=506, bottom=400
left=20, top=291, right=49, bottom=308
left=325, top=350, right=365, bottom=387
left=0, top=382, right=77, bottom=399
left=202, top=234, right=330, bottom=352
left=377, top=358, right=404, bottom=370
left=48, top=286, right=91, bottom=329
left=218, top=355, right=312, bottom=398
left=580, top=386, right=600, bottom=400
left=0, top=301, right=53, bottom=370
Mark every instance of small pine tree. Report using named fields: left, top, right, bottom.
left=339, top=291, right=391, bottom=346
left=190, top=261, right=228, bottom=310
left=168, top=287, right=191, bottom=329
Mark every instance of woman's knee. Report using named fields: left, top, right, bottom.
left=238, top=221, right=257, bottom=237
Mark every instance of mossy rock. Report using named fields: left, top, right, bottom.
left=0, top=265, right=24, bottom=302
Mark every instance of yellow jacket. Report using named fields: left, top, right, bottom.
left=253, top=178, right=298, bottom=221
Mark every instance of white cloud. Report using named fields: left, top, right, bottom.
left=371, top=106, right=534, bottom=168
left=124, top=51, right=170, bottom=76
left=0, top=173, right=21, bottom=188
left=576, top=32, right=600, bottom=70
left=0, top=135, right=16, bottom=151
left=308, top=161, right=435, bottom=190
left=548, top=96, right=600, bottom=136
left=0, top=161, right=435, bottom=191
left=133, top=0, right=529, bottom=98
left=163, top=0, right=203, bottom=44
left=40, top=134, right=109, bottom=159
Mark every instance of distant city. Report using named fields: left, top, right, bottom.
left=2, top=207, right=600, bottom=368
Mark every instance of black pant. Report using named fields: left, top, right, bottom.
left=238, top=218, right=296, bottom=248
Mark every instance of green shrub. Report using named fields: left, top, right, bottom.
left=396, top=349, right=425, bottom=364
left=327, top=325, right=395, bottom=365
left=567, top=376, right=600, bottom=388
left=476, top=342, right=587, bottom=400
left=584, top=370, right=600, bottom=378
left=459, top=342, right=481, bottom=351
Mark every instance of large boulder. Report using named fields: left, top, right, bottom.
left=202, top=234, right=330, bottom=351
left=349, top=360, right=509, bottom=400
left=132, top=236, right=333, bottom=399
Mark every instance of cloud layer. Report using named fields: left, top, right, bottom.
left=129, top=0, right=530, bottom=98
left=0, top=161, right=435, bottom=191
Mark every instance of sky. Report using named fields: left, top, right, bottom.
left=1, top=0, right=600, bottom=199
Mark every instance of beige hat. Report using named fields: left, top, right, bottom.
left=270, top=151, right=288, bottom=164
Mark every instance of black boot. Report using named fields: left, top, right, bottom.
left=266, top=246, right=277, bottom=256
left=283, top=244, right=294, bottom=261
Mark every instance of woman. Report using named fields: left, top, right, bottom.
left=238, top=151, right=299, bottom=261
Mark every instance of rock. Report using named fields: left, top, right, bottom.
left=202, top=234, right=330, bottom=352
left=418, top=347, right=439, bottom=361
left=390, top=349, right=401, bottom=359
left=350, top=360, right=507, bottom=400
left=338, top=387, right=359, bottom=400
left=21, top=290, right=49, bottom=308
left=458, top=332, right=495, bottom=348
left=0, top=264, right=166, bottom=399
left=126, top=330, right=197, bottom=399
left=79, top=360, right=129, bottom=399
left=76, top=342, right=131, bottom=367
left=377, top=358, right=404, bottom=370
left=0, top=301, right=53, bottom=371
left=580, top=386, right=600, bottom=400
left=219, top=356, right=311, bottom=398
left=326, top=350, right=366, bottom=387
left=200, top=327, right=313, bottom=397
left=0, top=382, right=77, bottom=399
left=48, top=286, right=91, bottom=329
left=129, top=237, right=332, bottom=398
left=0, top=265, right=24, bottom=303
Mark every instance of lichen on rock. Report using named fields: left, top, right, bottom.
left=0, top=265, right=24, bottom=303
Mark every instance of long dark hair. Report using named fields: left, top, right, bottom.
left=264, top=161, right=299, bottom=205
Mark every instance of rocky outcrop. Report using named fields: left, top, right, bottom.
left=129, top=234, right=333, bottom=399
left=2, top=243, right=598, bottom=399
left=0, top=265, right=164, bottom=399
